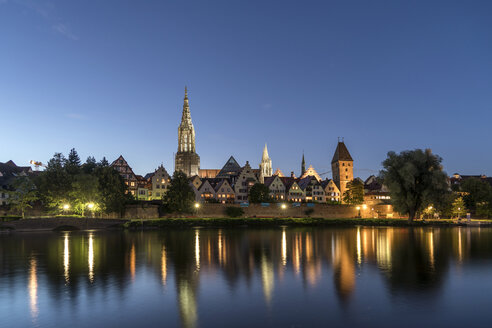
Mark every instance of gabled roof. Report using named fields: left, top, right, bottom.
left=214, top=179, right=233, bottom=192
left=298, top=175, right=319, bottom=190
left=273, top=168, right=284, bottom=177
left=300, top=165, right=321, bottom=181
left=280, top=177, right=297, bottom=190
left=263, top=176, right=277, bottom=188
left=216, top=156, right=242, bottom=178
left=331, top=141, right=353, bottom=163
left=321, top=179, right=339, bottom=191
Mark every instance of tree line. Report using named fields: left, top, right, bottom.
left=8, top=149, right=131, bottom=217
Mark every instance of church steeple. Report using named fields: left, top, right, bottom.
left=259, top=143, right=273, bottom=183
left=262, top=143, right=269, bottom=161
left=175, top=87, right=200, bottom=176
left=301, top=153, right=306, bottom=176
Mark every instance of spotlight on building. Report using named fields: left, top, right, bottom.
left=63, top=204, right=70, bottom=210
left=194, top=203, right=200, bottom=209
left=87, top=203, right=95, bottom=209
left=281, top=203, right=287, bottom=209
left=362, top=204, right=367, bottom=210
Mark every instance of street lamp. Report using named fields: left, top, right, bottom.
left=87, top=203, right=95, bottom=218
left=194, top=202, right=200, bottom=209
left=281, top=203, right=287, bottom=209
left=356, top=206, right=361, bottom=218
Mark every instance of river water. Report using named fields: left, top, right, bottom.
left=1, top=227, right=491, bottom=327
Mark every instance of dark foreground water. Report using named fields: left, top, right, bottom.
left=1, top=227, right=492, bottom=328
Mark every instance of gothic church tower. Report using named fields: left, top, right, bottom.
left=175, top=87, right=200, bottom=176
left=259, top=143, right=273, bottom=183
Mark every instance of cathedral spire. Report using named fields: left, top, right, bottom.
left=175, top=87, right=200, bottom=176
left=262, top=143, right=270, bottom=161
left=181, top=86, right=192, bottom=127
left=301, top=153, right=306, bottom=176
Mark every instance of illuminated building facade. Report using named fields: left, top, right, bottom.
left=331, top=141, right=354, bottom=203
left=259, top=144, right=273, bottom=183
left=175, top=87, right=200, bottom=177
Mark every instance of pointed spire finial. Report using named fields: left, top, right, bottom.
left=184, top=86, right=188, bottom=98
left=262, top=143, right=269, bottom=160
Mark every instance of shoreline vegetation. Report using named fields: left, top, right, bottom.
left=1, top=217, right=491, bottom=232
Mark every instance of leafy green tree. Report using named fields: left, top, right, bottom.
left=82, top=156, right=97, bottom=174
left=380, top=149, right=450, bottom=222
left=35, top=152, right=71, bottom=211
left=69, top=174, right=101, bottom=216
left=248, top=183, right=271, bottom=203
left=460, top=178, right=492, bottom=214
left=342, top=179, right=364, bottom=205
left=162, top=171, right=195, bottom=213
left=95, top=166, right=130, bottom=216
left=451, top=197, right=466, bottom=219
left=7, top=177, right=38, bottom=218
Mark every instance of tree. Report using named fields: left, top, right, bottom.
left=7, top=177, right=38, bottom=218
left=380, top=149, right=450, bottom=222
left=69, top=174, right=101, bottom=216
left=98, top=157, right=109, bottom=167
left=460, top=178, right=492, bottom=215
left=82, top=156, right=97, bottom=174
left=66, top=148, right=81, bottom=175
left=95, top=166, right=130, bottom=216
left=35, top=152, right=71, bottom=211
left=248, top=183, right=271, bottom=203
left=342, top=179, right=364, bottom=205
left=451, top=197, right=466, bottom=219
left=162, top=171, right=195, bottom=213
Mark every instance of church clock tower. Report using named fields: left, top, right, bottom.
left=175, top=87, right=200, bottom=176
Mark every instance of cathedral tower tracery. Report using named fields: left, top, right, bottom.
left=259, top=143, right=273, bottom=183
left=175, top=87, right=200, bottom=176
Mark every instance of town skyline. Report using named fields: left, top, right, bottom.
left=2, top=0, right=492, bottom=178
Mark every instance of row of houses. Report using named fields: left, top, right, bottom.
left=111, top=154, right=345, bottom=204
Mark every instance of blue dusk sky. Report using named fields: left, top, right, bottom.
left=1, top=0, right=491, bottom=179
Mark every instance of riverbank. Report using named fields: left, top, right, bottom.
left=124, top=217, right=476, bottom=229
left=1, top=217, right=490, bottom=232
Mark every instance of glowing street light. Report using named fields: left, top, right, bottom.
left=281, top=203, right=287, bottom=209
left=194, top=203, right=200, bottom=209
left=63, top=204, right=70, bottom=210
left=362, top=204, right=367, bottom=210
left=356, top=206, right=361, bottom=218
left=87, top=203, right=95, bottom=210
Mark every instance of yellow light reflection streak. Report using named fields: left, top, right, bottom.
left=195, top=229, right=200, bottom=271
left=130, top=243, right=136, bottom=281
left=218, top=230, right=223, bottom=265
left=161, top=246, right=167, bottom=285
left=356, top=226, right=362, bottom=265
left=29, top=257, right=38, bottom=320
left=88, top=233, right=94, bottom=282
left=64, top=233, right=70, bottom=283
left=281, top=228, right=287, bottom=266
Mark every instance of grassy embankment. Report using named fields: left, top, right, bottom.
left=124, top=217, right=460, bottom=229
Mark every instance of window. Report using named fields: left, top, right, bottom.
left=156, top=185, right=160, bottom=189
left=345, top=176, right=348, bottom=179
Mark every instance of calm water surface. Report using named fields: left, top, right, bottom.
left=1, top=227, right=492, bottom=327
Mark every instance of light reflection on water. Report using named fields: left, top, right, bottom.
left=1, top=226, right=492, bottom=328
